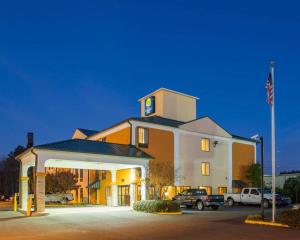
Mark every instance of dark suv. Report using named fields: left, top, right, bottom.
left=172, top=189, right=224, bottom=210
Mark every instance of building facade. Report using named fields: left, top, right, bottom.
left=18, top=88, right=257, bottom=212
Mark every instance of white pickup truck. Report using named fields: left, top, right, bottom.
left=224, top=188, right=281, bottom=208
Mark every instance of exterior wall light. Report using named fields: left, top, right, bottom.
left=213, top=141, right=219, bottom=148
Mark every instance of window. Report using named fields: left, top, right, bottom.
left=138, top=127, right=148, bottom=147
left=79, top=169, right=83, bottom=182
left=95, top=170, right=99, bottom=180
left=250, top=189, right=259, bottom=195
left=201, top=138, right=210, bottom=152
left=243, top=188, right=249, bottom=194
left=100, top=137, right=106, bottom=142
left=199, top=186, right=212, bottom=195
left=193, top=189, right=206, bottom=196
left=218, top=187, right=227, bottom=194
left=176, top=186, right=191, bottom=195
left=201, top=162, right=210, bottom=176
left=80, top=188, right=84, bottom=202
left=182, top=190, right=192, bottom=196
left=101, top=170, right=106, bottom=180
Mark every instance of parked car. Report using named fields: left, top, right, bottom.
left=292, top=203, right=300, bottom=210
left=45, top=193, right=74, bottom=204
left=32, top=193, right=74, bottom=204
left=280, top=196, right=292, bottom=206
left=0, top=194, right=11, bottom=202
left=224, top=188, right=281, bottom=208
left=172, top=189, right=224, bottom=210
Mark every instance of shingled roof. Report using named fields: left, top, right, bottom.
left=35, top=139, right=152, bottom=159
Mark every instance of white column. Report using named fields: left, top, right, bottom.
left=174, top=131, right=180, bottom=186
left=111, top=170, right=118, bottom=207
left=35, top=157, right=46, bottom=213
left=20, top=163, right=30, bottom=211
left=130, top=168, right=137, bottom=207
left=227, top=141, right=233, bottom=193
left=130, top=122, right=136, bottom=145
left=141, top=166, right=149, bottom=200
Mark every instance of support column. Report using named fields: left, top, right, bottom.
left=227, top=141, right=233, bottom=193
left=35, top=172, right=46, bottom=213
left=35, top=157, right=46, bottom=213
left=19, top=163, right=30, bottom=211
left=174, top=130, right=180, bottom=185
left=130, top=168, right=137, bottom=207
left=141, top=166, right=149, bottom=200
left=111, top=170, right=118, bottom=207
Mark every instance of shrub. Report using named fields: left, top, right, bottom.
left=279, top=209, right=300, bottom=228
left=133, top=200, right=181, bottom=213
left=246, top=214, right=262, bottom=221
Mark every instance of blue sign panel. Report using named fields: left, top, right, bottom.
left=144, top=96, right=155, bottom=116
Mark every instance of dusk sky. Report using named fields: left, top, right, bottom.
left=0, top=1, right=299, bottom=173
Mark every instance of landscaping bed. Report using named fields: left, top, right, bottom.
left=245, top=209, right=300, bottom=229
left=133, top=200, right=181, bottom=213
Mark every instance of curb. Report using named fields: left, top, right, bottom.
left=245, top=220, right=289, bottom=228
left=156, top=212, right=183, bottom=215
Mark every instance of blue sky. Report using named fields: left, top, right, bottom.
left=0, top=1, right=299, bottom=173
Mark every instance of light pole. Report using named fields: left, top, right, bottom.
left=251, top=134, right=264, bottom=220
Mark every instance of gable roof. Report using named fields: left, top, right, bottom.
left=86, top=115, right=255, bottom=144
left=179, top=116, right=232, bottom=138
left=130, top=116, right=185, bottom=128
left=138, top=87, right=199, bottom=102
left=77, top=128, right=98, bottom=137
left=35, top=139, right=152, bottom=159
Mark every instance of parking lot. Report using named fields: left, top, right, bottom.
left=0, top=205, right=299, bottom=240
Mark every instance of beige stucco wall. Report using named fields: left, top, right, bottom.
left=179, top=117, right=231, bottom=137
left=178, top=134, right=229, bottom=194
left=140, top=89, right=196, bottom=122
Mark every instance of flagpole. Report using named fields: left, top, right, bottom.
left=270, top=61, right=276, bottom=222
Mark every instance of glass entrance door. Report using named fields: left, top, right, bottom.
left=118, top=185, right=130, bottom=206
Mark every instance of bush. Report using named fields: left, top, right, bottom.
left=246, top=214, right=262, bottom=221
left=133, top=200, right=181, bottom=213
left=279, top=209, right=300, bottom=228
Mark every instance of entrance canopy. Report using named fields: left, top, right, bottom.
left=18, top=139, right=152, bottom=171
left=17, top=139, right=152, bottom=214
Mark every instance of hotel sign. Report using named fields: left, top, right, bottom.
left=144, top=96, right=155, bottom=116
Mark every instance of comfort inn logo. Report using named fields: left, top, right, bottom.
left=144, top=96, right=155, bottom=116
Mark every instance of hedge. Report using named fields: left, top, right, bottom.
left=279, top=209, right=300, bottom=228
left=133, top=200, right=181, bottom=213
left=246, top=214, right=262, bottom=221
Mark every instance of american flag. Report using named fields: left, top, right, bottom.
left=266, top=72, right=273, bottom=105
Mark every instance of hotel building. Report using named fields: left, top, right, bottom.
left=17, top=88, right=257, bottom=213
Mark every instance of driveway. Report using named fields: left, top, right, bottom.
left=0, top=205, right=298, bottom=240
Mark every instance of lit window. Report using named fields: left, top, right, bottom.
left=138, top=127, right=148, bottom=147
left=218, top=187, right=227, bottom=194
left=199, top=186, right=212, bottom=195
left=201, top=138, right=210, bottom=152
left=201, top=162, right=210, bottom=176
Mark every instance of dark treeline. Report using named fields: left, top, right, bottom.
left=0, top=146, right=25, bottom=196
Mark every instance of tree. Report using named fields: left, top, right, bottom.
left=148, top=159, right=185, bottom=200
left=46, top=172, right=78, bottom=194
left=283, top=176, right=300, bottom=203
left=1, top=146, right=25, bottom=196
left=246, top=163, right=261, bottom=187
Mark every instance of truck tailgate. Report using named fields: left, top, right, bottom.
left=208, top=195, right=224, bottom=203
